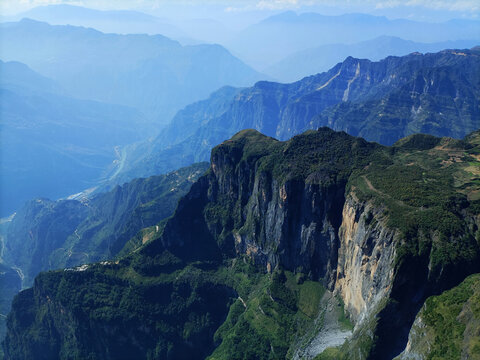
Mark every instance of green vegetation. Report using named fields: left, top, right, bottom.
left=398, top=273, right=480, bottom=359
left=4, top=257, right=236, bottom=360
left=337, top=297, right=354, bottom=332
left=215, top=128, right=379, bottom=186
left=314, top=347, right=344, bottom=360
left=348, top=133, right=480, bottom=277
left=0, top=163, right=208, bottom=358
left=209, top=268, right=325, bottom=360
left=0, top=263, right=21, bottom=360
left=4, top=162, right=209, bottom=287
left=4, top=251, right=326, bottom=360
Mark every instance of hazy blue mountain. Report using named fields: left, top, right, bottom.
left=228, top=11, right=480, bottom=68
left=0, top=60, right=151, bottom=216
left=8, top=4, right=190, bottom=40
left=98, top=85, right=244, bottom=189
left=0, top=19, right=265, bottom=122
left=172, top=17, right=235, bottom=45
left=265, top=36, right=480, bottom=82
left=107, top=48, right=480, bottom=187
left=0, top=60, right=61, bottom=94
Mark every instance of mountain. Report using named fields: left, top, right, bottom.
left=3, top=128, right=479, bottom=359
left=9, top=4, right=189, bottom=40
left=227, top=11, right=480, bottom=69
left=265, top=36, right=479, bottom=83
left=107, top=48, right=480, bottom=188
left=0, top=163, right=207, bottom=354
left=0, top=59, right=61, bottom=94
left=0, top=59, right=156, bottom=216
left=99, top=85, right=244, bottom=189
left=0, top=19, right=265, bottom=122
left=3, top=162, right=208, bottom=287
left=0, top=263, right=21, bottom=359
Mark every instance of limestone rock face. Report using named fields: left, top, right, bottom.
left=334, top=196, right=397, bottom=324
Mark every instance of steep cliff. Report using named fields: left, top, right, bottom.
left=112, top=48, right=480, bottom=186
left=4, top=129, right=480, bottom=359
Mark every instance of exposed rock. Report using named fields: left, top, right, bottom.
left=334, top=196, right=396, bottom=325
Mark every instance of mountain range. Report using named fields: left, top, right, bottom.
left=5, top=4, right=190, bottom=41
left=1, top=11, right=480, bottom=358
left=227, top=11, right=480, bottom=68
left=265, top=36, right=479, bottom=82
left=3, top=162, right=208, bottom=288
left=3, top=127, right=479, bottom=359
left=0, top=19, right=265, bottom=122
left=106, top=48, right=480, bottom=189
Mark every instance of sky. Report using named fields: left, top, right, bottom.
left=1, top=0, right=480, bottom=21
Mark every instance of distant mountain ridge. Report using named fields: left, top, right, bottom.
left=265, top=36, right=479, bottom=82
left=228, top=11, right=480, bottom=68
left=0, top=59, right=152, bottom=216
left=0, top=60, right=61, bottom=94
left=5, top=4, right=192, bottom=41
left=107, top=48, right=480, bottom=187
left=0, top=18, right=265, bottom=122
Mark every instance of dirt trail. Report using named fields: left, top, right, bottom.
left=362, top=175, right=411, bottom=208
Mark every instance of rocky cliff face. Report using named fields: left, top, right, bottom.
left=210, top=155, right=346, bottom=286
left=112, top=48, right=480, bottom=187
left=3, top=129, right=480, bottom=359
left=201, top=129, right=480, bottom=358
left=168, top=129, right=480, bottom=357
left=334, top=196, right=397, bottom=325
left=196, top=129, right=378, bottom=284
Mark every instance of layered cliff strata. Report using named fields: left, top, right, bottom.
left=3, top=128, right=480, bottom=359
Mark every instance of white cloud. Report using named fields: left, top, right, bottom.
left=374, top=0, right=479, bottom=12
left=1, top=0, right=82, bottom=15
left=255, top=0, right=299, bottom=10
left=222, top=0, right=480, bottom=14
left=260, top=0, right=480, bottom=12
left=2, top=0, right=479, bottom=16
